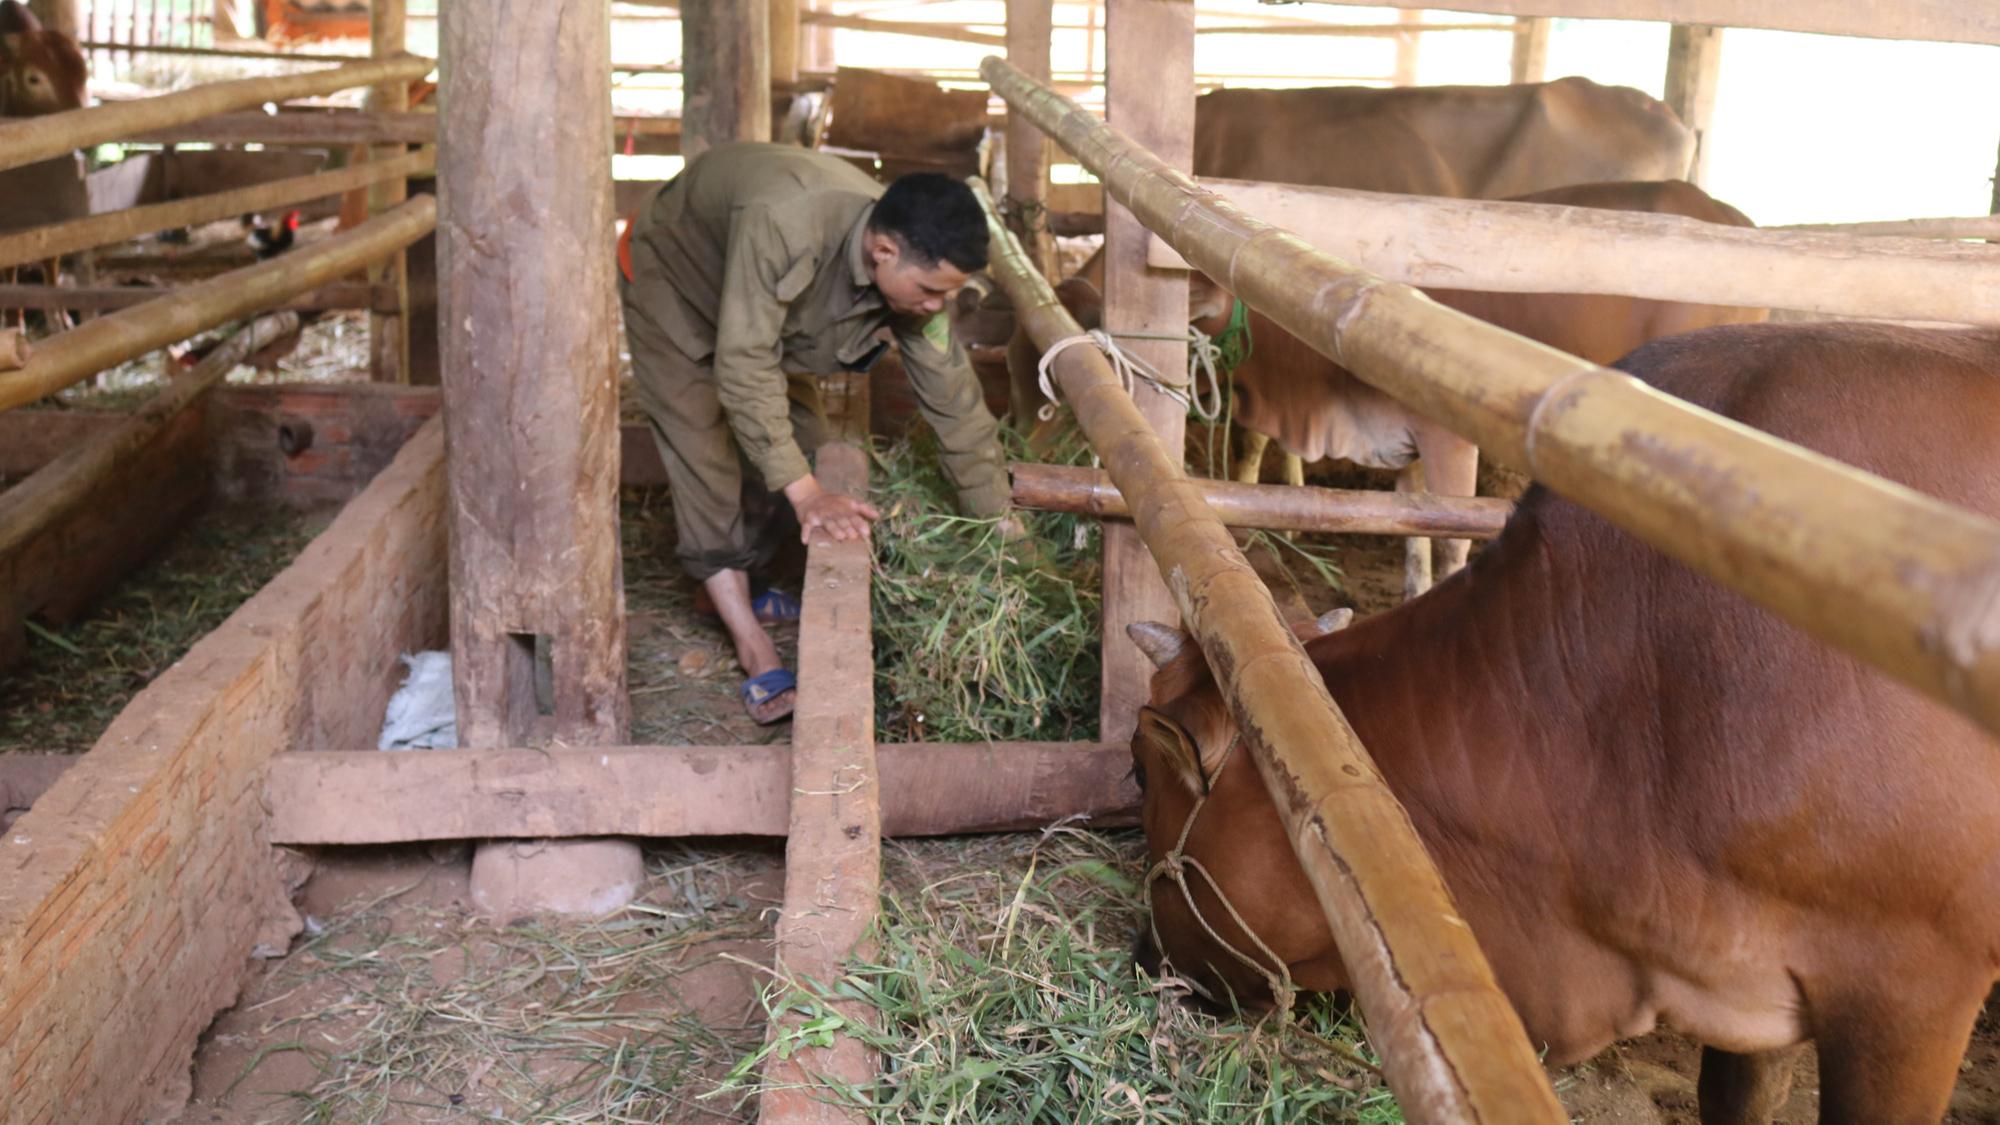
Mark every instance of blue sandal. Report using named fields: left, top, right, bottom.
left=750, top=588, right=803, bottom=624
left=740, top=667, right=798, bottom=724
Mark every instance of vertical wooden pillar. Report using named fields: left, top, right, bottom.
left=769, top=0, right=799, bottom=89
left=801, top=0, right=834, bottom=73
left=1510, top=16, right=1551, bottom=84
left=1392, top=9, right=1422, bottom=86
left=367, top=0, right=412, bottom=384
left=1004, top=0, right=1056, bottom=282
left=1099, top=0, right=1193, bottom=741
left=439, top=0, right=636, bottom=911
left=682, top=0, right=771, bottom=160
left=1663, top=24, right=1722, bottom=186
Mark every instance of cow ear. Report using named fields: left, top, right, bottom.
left=1312, top=607, right=1354, bottom=635
left=1136, top=706, right=1209, bottom=796
left=1126, top=621, right=1188, bottom=669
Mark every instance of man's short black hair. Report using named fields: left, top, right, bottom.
left=868, top=173, right=989, bottom=273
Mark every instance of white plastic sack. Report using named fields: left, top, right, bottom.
left=378, top=651, right=458, bottom=750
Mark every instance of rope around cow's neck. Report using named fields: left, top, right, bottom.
left=1142, top=735, right=1300, bottom=1016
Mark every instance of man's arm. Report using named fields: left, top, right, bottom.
left=892, top=312, right=1010, bottom=517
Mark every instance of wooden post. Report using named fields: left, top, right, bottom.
left=1510, top=16, right=1551, bottom=83
left=1392, top=8, right=1422, bottom=85
left=1004, top=0, right=1057, bottom=283
left=367, top=0, right=413, bottom=384
left=1662, top=24, right=1722, bottom=185
left=439, top=0, right=636, bottom=914
left=1098, top=0, right=1193, bottom=741
left=681, top=0, right=771, bottom=159
left=801, top=0, right=834, bottom=72
left=769, top=0, right=799, bottom=89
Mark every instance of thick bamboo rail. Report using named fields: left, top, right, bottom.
left=0, top=282, right=389, bottom=313
left=0, top=197, right=436, bottom=412
left=128, top=110, right=678, bottom=149
left=975, top=176, right=1566, bottom=1123
left=984, top=54, right=2000, bottom=740
left=0, top=313, right=299, bottom=562
left=1268, top=0, right=2000, bottom=46
left=0, top=149, right=433, bottom=272
left=1142, top=177, right=2000, bottom=326
left=0, top=55, right=434, bottom=173
left=1011, top=463, right=1513, bottom=537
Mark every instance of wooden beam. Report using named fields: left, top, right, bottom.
left=1098, top=0, right=1193, bottom=743
left=1010, top=462, right=1514, bottom=537
left=1141, top=177, right=2000, bottom=326
left=0, top=419, right=448, bottom=1123
left=760, top=370, right=880, bottom=1123
left=1004, top=0, right=1058, bottom=287
left=0, top=198, right=437, bottom=412
left=1392, top=9, right=1423, bottom=84
left=1662, top=25, right=1722, bottom=186
left=1196, top=20, right=1508, bottom=35
left=76, top=38, right=360, bottom=63
left=770, top=0, right=801, bottom=87
left=207, top=382, right=441, bottom=507
left=0, top=281, right=390, bottom=313
left=801, top=10, right=1006, bottom=46
left=682, top=0, right=771, bottom=158
left=975, top=167, right=1569, bottom=1121
left=1255, top=0, right=2000, bottom=46
left=0, top=149, right=433, bottom=272
left=129, top=110, right=679, bottom=148
left=0, top=55, right=434, bottom=174
left=367, top=0, right=413, bottom=385
left=989, top=53, right=2000, bottom=742
left=1509, top=16, right=1551, bottom=82
left=265, top=742, right=1133, bottom=844
left=439, top=0, right=626, bottom=750
left=1772, top=215, right=2000, bottom=239
left=0, top=315, right=300, bottom=670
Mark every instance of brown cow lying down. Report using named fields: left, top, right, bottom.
left=1127, top=321, right=2000, bottom=1123
left=1198, top=178, right=1769, bottom=598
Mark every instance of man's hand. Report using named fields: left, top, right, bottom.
left=784, top=473, right=881, bottom=544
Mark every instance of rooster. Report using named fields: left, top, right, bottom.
left=244, top=209, right=301, bottom=260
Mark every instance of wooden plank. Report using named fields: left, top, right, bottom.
left=0, top=419, right=448, bottom=1123
left=264, top=742, right=1136, bottom=844
left=759, top=369, right=879, bottom=1123
left=1010, top=462, right=1514, bottom=537
left=770, top=0, right=800, bottom=88
left=438, top=0, right=629, bottom=749
left=1662, top=24, right=1722, bottom=186
left=0, top=282, right=389, bottom=313
left=1141, top=177, right=2000, bottom=326
left=1268, top=0, right=2000, bottom=45
left=682, top=0, right=771, bottom=158
left=367, top=0, right=412, bottom=384
left=0, top=55, right=434, bottom=174
left=1004, top=0, right=1058, bottom=282
left=1098, top=0, right=1193, bottom=743
left=0, top=149, right=433, bottom=272
left=128, top=109, right=681, bottom=148
left=800, top=10, right=1005, bottom=46
left=207, top=382, right=441, bottom=506
left=0, top=199, right=437, bottom=411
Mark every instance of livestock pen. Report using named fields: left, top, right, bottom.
left=4, top=0, right=2000, bottom=1122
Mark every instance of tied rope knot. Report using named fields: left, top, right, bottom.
left=1035, top=299, right=1251, bottom=424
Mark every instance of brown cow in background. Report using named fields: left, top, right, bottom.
left=1128, top=321, right=2000, bottom=1123
left=0, top=0, right=83, bottom=117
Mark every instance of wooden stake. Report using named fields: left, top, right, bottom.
left=1011, top=462, right=1513, bottom=537
left=367, top=0, right=412, bottom=384
left=682, top=0, right=771, bottom=158
left=769, top=0, right=800, bottom=88
left=0, top=149, right=432, bottom=272
left=1662, top=25, right=1722, bottom=185
left=1004, top=0, right=1057, bottom=281
left=1509, top=16, right=1551, bottom=82
left=1098, top=0, right=1193, bottom=743
left=974, top=175, right=1568, bottom=1123
left=0, top=55, right=433, bottom=174
left=0, top=198, right=436, bottom=412
left=984, top=53, right=2000, bottom=742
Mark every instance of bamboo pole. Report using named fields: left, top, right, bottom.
left=0, top=282, right=387, bottom=312
left=0, top=149, right=433, bottom=271
left=1772, top=215, right=2000, bottom=240
left=126, top=110, right=681, bottom=148
left=0, top=330, right=27, bottom=370
left=0, top=55, right=434, bottom=173
left=1238, top=0, right=2000, bottom=47
left=1141, top=177, right=2000, bottom=326
left=0, top=197, right=435, bottom=411
left=975, top=176, right=1566, bottom=1124
left=1011, top=463, right=1513, bottom=537
left=983, top=54, right=2000, bottom=740
left=0, top=313, right=299, bottom=562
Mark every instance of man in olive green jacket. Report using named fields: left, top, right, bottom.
left=620, top=142, right=1009, bottom=723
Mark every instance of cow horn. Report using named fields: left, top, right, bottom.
left=1126, top=622, right=1187, bottom=669
left=1314, top=607, right=1354, bottom=634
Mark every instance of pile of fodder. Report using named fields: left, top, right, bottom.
left=870, top=427, right=1101, bottom=743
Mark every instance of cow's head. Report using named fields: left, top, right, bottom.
left=1127, top=610, right=1353, bottom=1009
left=0, top=0, right=87, bottom=118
